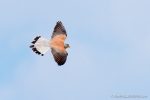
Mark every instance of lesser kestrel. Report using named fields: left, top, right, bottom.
left=30, top=21, right=70, bottom=66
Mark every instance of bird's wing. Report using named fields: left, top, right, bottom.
left=50, top=21, right=68, bottom=66
left=51, top=21, right=67, bottom=39
left=51, top=47, right=68, bottom=66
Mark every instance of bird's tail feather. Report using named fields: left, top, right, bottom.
left=30, top=36, right=50, bottom=56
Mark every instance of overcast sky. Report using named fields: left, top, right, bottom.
left=0, top=0, right=150, bottom=100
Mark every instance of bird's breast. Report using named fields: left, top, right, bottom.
left=50, top=37, right=65, bottom=51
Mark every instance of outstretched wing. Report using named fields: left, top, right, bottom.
left=51, top=21, right=67, bottom=39
left=51, top=48, right=68, bottom=66
left=50, top=21, right=68, bottom=66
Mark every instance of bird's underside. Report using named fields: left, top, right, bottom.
left=30, top=21, right=69, bottom=66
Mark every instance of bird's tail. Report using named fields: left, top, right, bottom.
left=30, top=36, right=50, bottom=56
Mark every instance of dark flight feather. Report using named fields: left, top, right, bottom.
left=51, top=21, right=67, bottom=38
left=51, top=48, right=68, bottom=66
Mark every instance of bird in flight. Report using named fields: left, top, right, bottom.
left=30, top=21, right=70, bottom=66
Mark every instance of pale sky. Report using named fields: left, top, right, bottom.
left=0, top=0, right=150, bottom=100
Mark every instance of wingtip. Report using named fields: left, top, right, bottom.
left=57, top=21, right=62, bottom=24
left=57, top=60, right=66, bottom=66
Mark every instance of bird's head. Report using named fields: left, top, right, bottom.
left=64, top=44, right=70, bottom=49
